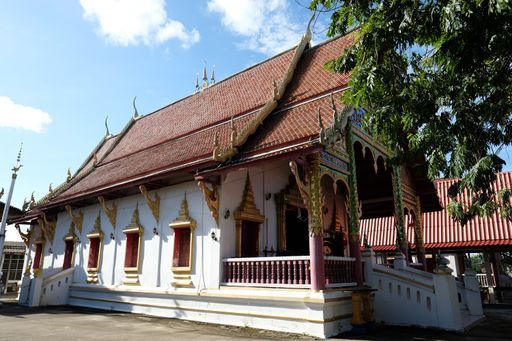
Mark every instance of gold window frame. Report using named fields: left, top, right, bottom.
left=122, top=206, right=144, bottom=285
left=234, top=174, right=265, bottom=257
left=32, top=237, right=46, bottom=277
left=170, top=194, right=196, bottom=274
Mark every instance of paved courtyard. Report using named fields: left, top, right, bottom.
left=1, top=295, right=511, bottom=340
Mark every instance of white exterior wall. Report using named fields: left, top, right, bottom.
left=219, top=160, right=290, bottom=261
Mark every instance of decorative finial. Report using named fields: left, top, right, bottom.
left=210, top=65, right=216, bottom=85
left=12, top=143, right=23, bottom=175
left=22, top=197, right=30, bottom=212
left=195, top=73, right=200, bottom=93
left=202, top=64, right=209, bottom=89
left=132, top=96, right=139, bottom=119
left=104, top=116, right=110, bottom=137
left=67, top=168, right=72, bottom=182
left=29, top=192, right=36, bottom=209
left=48, top=183, right=53, bottom=193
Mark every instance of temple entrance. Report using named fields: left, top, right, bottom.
left=241, top=221, right=260, bottom=257
left=284, top=207, right=309, bottom=255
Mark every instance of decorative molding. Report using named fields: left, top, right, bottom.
left=170, top=193, right=196, bottom=228
left=15, top=224, right=31, bottom=247
left=170, top=194, right=196, bottom=286
left=234, top=174, right=265, bottom=223
left=139, top=185, right=160, bottom=223
left=39, top=213, right=57, bottom=243
left=197, top=180, right=219, bottom=224
left=289, top=161, right=309, bottom=208
left=65, top=205, right=84, bottom=234
left=306, top=154, right=323, bottom=236
left=63, top=221, right=78, bottom=243
left=98, top=196, right=117, bottom=229
left=87, top=211, right=104, bottom=283
left=212, top=22, right=313, bottom=162
left=234, top=174, right=265, bottom=257
left=122, top=205, right=144, bottom=285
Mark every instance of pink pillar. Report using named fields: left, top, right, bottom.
left=310, top=233, right=325, bottom=290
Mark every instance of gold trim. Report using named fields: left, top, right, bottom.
left=87, top=212, right=104, bottom=281
left=15, top=224, right=31, bottom=247
left=69, top=295, right=352, bottom=324
left=39, top=213, right=57, bottom=243
left=170, top=194, right=195, bottom=285
left=122, top=206, right=144, bottom=285
left=32, top=238, right=46, bottom=275
left=197, top=180, right=219, bottom=224
left=65, top=205, right=84, bottom=234
left=234, top=174, right=265, bottom=257
left=98, top=196, right=117, bottom=228
left=139, top=185, right=160, bottom=223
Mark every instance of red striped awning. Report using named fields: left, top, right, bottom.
left=360, top=171, right=512, bottom=251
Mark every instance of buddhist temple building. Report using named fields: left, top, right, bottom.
left=10, top=26, right=485, bottom=337
left=360, top=171, right=512, bottom=304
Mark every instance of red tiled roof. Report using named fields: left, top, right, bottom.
left=360, top=172, right=512, bottom=251
left=46, top=33, right=355, bottom=205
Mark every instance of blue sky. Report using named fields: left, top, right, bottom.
left=0, top=0, right=511, bottom=209
left=0, top=0, right=322, bottom=208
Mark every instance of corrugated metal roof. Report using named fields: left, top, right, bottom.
left=360, top=172, right=512, bottom=251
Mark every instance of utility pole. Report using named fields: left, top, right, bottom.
left=0, top=144, right=23, bottom=293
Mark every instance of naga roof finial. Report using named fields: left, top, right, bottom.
left=305, top=13, right=315, bottom=40
left=67, top=168, right=72, bottom=182
left=132, top=96, right=139, bottom=119
left=104, top=115, right=111, bottom=137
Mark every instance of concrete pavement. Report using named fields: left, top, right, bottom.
left=1, top=294, right=511, bottom=340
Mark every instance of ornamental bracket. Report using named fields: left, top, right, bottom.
left=65, top=205, right=84, bottom=234
left=39, top=212, right=57, bottom=243
left=197, top=180, right=219, bottom=224
left=318, top=94, right=355, bottom=149
left=15, top=224, right=31, bottom=247
left=139, top=185, right=160, bottom=223
left=289, top=161, right=309, bottom=208
left=98, top=196, right=118, bottom=228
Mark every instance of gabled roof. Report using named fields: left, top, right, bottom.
left=39, top=32, right=356, bottom=208
left=360, top=171, right=512, bottom=251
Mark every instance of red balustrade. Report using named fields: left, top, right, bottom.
left=223, top=256, right=357, bottom=288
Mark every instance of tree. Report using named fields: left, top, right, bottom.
left=309, top=0, right=512, bottom=223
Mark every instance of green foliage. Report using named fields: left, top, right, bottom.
left=310, top=0, right=512, bottom=223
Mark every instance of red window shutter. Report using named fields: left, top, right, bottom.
left=33, top=244, right=43, bottom=270
left=88, top=237, right=100, bottom=269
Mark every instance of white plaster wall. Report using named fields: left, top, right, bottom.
left=218, top=160, right=290, bottom=262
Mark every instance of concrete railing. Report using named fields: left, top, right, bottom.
left=39, top=267, right=75, bottom=306
left=362, top=249, right=484, bottom=331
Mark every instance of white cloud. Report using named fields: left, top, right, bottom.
left=207, top=0, right=303, bottom=55
left=0, top=97, right=52, bottom=133
left=80, top=0, right=200, bottom=48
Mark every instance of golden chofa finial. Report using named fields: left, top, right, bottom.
left=195, top=72, right=200, bottom=93
left=67, top=168, right=72, bottom=182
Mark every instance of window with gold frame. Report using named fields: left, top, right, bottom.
left=86, top=212, right=104, bottom=283
left=122, top=206, right=144, bottom=285
left=170, top=194, right=195, bottom=287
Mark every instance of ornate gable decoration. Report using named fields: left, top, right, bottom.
left=318, top=94, right=355, bottom=149
left=123, top=205, right=143, bottom=234
left=170, top=193, right=196, bottom=229
left=212, top=19, right=313, bottom=162
left=234, top=174, right=265, bottom=223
